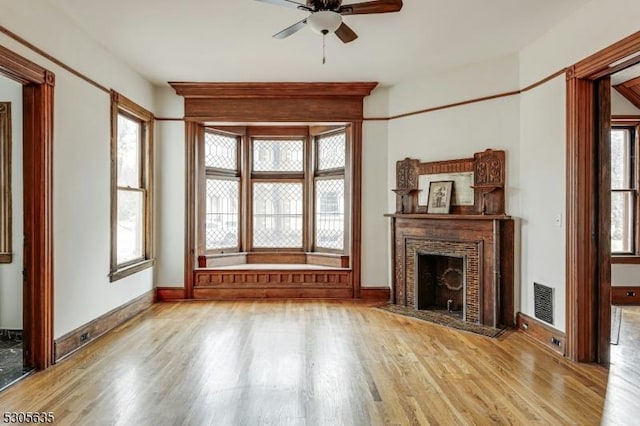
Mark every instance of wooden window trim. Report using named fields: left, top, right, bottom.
left=312, top=127, right=348, bottom=254
left=0, top=102, right=12, bottom=263
left=611, top=120, right=640, bottom=257
left=201, top=128, right=242, bottom=254
left=110, top=90, right=154, bottom=282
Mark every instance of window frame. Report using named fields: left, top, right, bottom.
left=197, top=125, right=351, bottom=258
left=312, top=127, right=350, bottom=254
left=110, top=91, right=154, bottom=281
left=202, top=127, right=242, bottom=254
left=611, top=119, right=640, bottom=263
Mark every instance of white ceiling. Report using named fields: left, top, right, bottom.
left=46, top=0, right=591, bottom=87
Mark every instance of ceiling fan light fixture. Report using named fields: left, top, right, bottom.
left=307, top=11, right=342, bottom=34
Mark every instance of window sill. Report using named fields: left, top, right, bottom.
left=110, top=259, right=155, bottom=282
left=612, top=256, right=640, bottom=265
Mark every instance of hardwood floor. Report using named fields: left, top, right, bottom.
left=0, top=301, right=608, bottom=425
left=602, top=306, right=640, bottom=425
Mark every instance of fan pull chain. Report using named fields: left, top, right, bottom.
left=322, top=32, right=326, bottom=65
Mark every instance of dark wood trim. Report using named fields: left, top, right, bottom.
left=193, top=287, right=353, bottom=300
left=360, top=287, right=391, bottom=301
left=614, top=80, right=640, bottom=110
left=516, top=312, right=567, bottom=356
left=596, top=78, right=612, bottom=366
left=306, top=253, right=350, bottom=268
left=366, top=90, right=521, bottom=122
left=169, top=82, right=378, bottom=98
left=54, top=290, right=154, bottom=361
left=611, top=286, right=640, bottom=305
left=5, top=47, right=56, bottom=370
left=566, top=74, right=598, bottom=362
left=612, top=256, right=640, bottom=264
left=521, top=68, right=569, bottom=93
left=0, top=102, right=11, bottom=263
left=612, top=115, right=640, bottom=121
left=156, top=287, right=187, bottom=301
left=184, top=121, right=197, bottom=299
left=565, top=32, right=640, bottom=365
left=351, top=122, right=363, bottom=298
left=109, top=91, right=155, bottom=281
left=0, top=25, right=109, bottom=93
left=573, top=31, right=640, bottom=79
left=155, top=117, right=184, bottom=122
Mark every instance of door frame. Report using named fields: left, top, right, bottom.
left=0, top=44, right=54, bottom=370
left=566, top=31, right=640, bottom=363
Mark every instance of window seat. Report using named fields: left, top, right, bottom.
left=198, top=252, right=350, bottom=269
left=207, top=263, right=347, bottom=271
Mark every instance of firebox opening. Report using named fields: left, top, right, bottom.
left=416, top=253, right=465, bottom=320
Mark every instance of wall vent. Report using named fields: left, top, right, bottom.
left=534, top=283, right=553, bottom=324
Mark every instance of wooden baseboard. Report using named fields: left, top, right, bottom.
left=360, top=287, right=390, bottom=301
left=516, top=312, right=566, bottom=356
left=612, top=286, right=640, bottom=305
left=54, top=290, right=154, bottom=362
left=193, top=287, right=353, bottom=300
left=156, top=287, right=187, bottom=301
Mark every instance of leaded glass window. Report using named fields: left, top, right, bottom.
left=253, top=139, right=304, bottom=172
left=253, top=182, right=303, bottom=248
left=611, top=127, right=637, bottom=254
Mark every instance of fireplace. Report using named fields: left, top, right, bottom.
left=416, top=253, right=465, bottom=319
left=387, top=215, right=514, bottom=328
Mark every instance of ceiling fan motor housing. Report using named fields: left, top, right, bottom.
left=307, top=0, right=343, bottom=11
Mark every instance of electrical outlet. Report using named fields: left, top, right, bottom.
left=80, top=332, right=89, bottom=342
left=627, top=291, right=636, bottom=297
left=551, top=337, right=561, bottom=346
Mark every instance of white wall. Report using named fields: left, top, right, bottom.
left=0, top=75, right=23, bottom=330
left=517, top=0, right=640, bottom=325
left=0, top=2, right=156, bottom=338
left=362, top=88, right=389, bottom=287
left=155, top=88, right=185, bottom=287
left=518, top=76, right=567, bottom=330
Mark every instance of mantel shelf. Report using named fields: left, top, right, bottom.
left=385, top=213, right=512, bottom=220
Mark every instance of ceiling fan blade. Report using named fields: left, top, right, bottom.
left=334, top=22, right=358, bottom=43
left=273, top=18, right=308, bottom=39
left=339, top=0, right=402, bottom=15
left=255, top=0, right=312, bottom=11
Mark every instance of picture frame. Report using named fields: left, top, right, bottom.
left=427, top=181, right=453, bottom=214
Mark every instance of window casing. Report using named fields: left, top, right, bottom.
left=200, top=126, right=350, bottom=257
left=0, top=102, right=11, bottom=263
left=611, top=123, right=639, bottom=259
left=110, top=91, right=154, bottom=281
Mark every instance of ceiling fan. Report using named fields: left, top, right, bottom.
left=257, top=0, right=403, bottom=44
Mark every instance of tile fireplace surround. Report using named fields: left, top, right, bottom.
left=387, top=214, right=515, bottom=328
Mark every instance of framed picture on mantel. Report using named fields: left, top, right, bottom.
left=427, top=181, right=453, bottom=214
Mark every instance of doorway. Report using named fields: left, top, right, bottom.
left=566, top=31, right=640, bottom=364
left=0, top=43, right=54, bottom=378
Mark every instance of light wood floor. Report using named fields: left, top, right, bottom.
left=0, top=301, right=609, bottom=425
left=602, top=306, right=640, bottom=425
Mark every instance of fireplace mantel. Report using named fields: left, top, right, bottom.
left=387, top=213, right=515, bottom=328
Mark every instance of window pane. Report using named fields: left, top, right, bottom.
left=611, top=129, right=631, bottom=190
left=205, top=132, right=237, bottom=170
left=253, top=139, right=304, bottom=172
left=117, top=189, right=144, bottom=264
left=206, top=179, right=239, bottom=250
left=253, top=183, right=303, bottom=247
left=611, top=191, right=634, bottom=253
left=315, top=179, right=344, bottom=250
left=317, top=132, right=346, bottom=171
left=117, top=114, right=141, bottom=188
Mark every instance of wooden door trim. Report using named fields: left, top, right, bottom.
left=566, top=31, right=640, bottom=363
left=0, top=43, right=55, bottom=370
